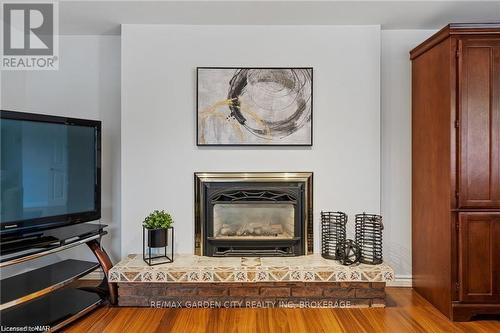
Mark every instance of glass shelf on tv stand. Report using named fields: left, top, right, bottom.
left=1, top=286, right=104, bottom=331
left=0, top=223, right=107, bottom=267
left=1, top=259, right=101, bottom=310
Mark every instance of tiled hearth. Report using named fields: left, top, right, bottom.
left=110, top=254, right=393, bottom=283
left=110, top=254, right=394, bottom=308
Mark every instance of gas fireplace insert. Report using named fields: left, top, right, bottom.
left=194, top=172, right=313, bottom=256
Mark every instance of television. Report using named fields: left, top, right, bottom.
left=0, top=110, right=101, bottom=237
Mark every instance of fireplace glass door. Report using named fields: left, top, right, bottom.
left=213, top=203, right=295, bottom=240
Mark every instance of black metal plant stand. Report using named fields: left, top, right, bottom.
left=321, top=211, right=347, bottom=260
left=143, top=227, right=174, bottom=266
left=355, top=213, right=383, bottom=265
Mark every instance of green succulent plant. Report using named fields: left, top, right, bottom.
left=143, top=210, right=173, bottom=229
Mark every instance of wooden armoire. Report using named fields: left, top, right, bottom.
left=411, top=23, right=500, bottom=321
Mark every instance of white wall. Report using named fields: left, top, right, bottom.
left=1, top=36, right=121, bottom=270
left=121, top=25, right=381, bottom=256
left=0, top=27, right=440, bottom=283
left=380, top=30, right=435, bottom=281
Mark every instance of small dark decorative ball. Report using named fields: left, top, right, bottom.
left=335, top=239, right=361, bottom=266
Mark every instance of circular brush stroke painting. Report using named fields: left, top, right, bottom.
left=197, top=67, right=313, bottom=146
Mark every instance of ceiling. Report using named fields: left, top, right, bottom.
left=59, top=1, right=500, bottom=35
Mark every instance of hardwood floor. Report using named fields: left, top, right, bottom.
left=64, top=288, right=500, bottom=333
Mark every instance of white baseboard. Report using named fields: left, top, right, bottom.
left=386, top=275, right=412, bottom=287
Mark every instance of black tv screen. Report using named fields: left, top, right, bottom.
left=1, top=111, right=101, bottom=235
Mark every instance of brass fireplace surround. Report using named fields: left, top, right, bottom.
left=194, top=172, right=313, bottom=256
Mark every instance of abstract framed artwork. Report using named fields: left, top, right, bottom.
left=197, top=67, right=313, bottom=146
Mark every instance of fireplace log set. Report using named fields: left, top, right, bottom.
left=217, top=222, right=288, bottom=238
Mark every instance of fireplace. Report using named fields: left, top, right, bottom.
left=194, top=172, right=313, bottom=256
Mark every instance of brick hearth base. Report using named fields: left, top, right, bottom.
left=118, top=281, right=386, bottom=308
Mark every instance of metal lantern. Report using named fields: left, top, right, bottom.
left=335, top=239, right=361, bottom=266
left=355, top=213, right=384, bottom=265
left=321, top=211, right=347, bottom=260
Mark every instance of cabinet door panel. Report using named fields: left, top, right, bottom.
left=459, top=39, right=500, bottom=208
left=458, top=213, right=500, bottom=302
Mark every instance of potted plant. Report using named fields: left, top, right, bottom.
left=143, top=210, right=173, bottom=248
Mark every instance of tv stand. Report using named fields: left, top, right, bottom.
left=0, top=223, right=117, bottom=331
